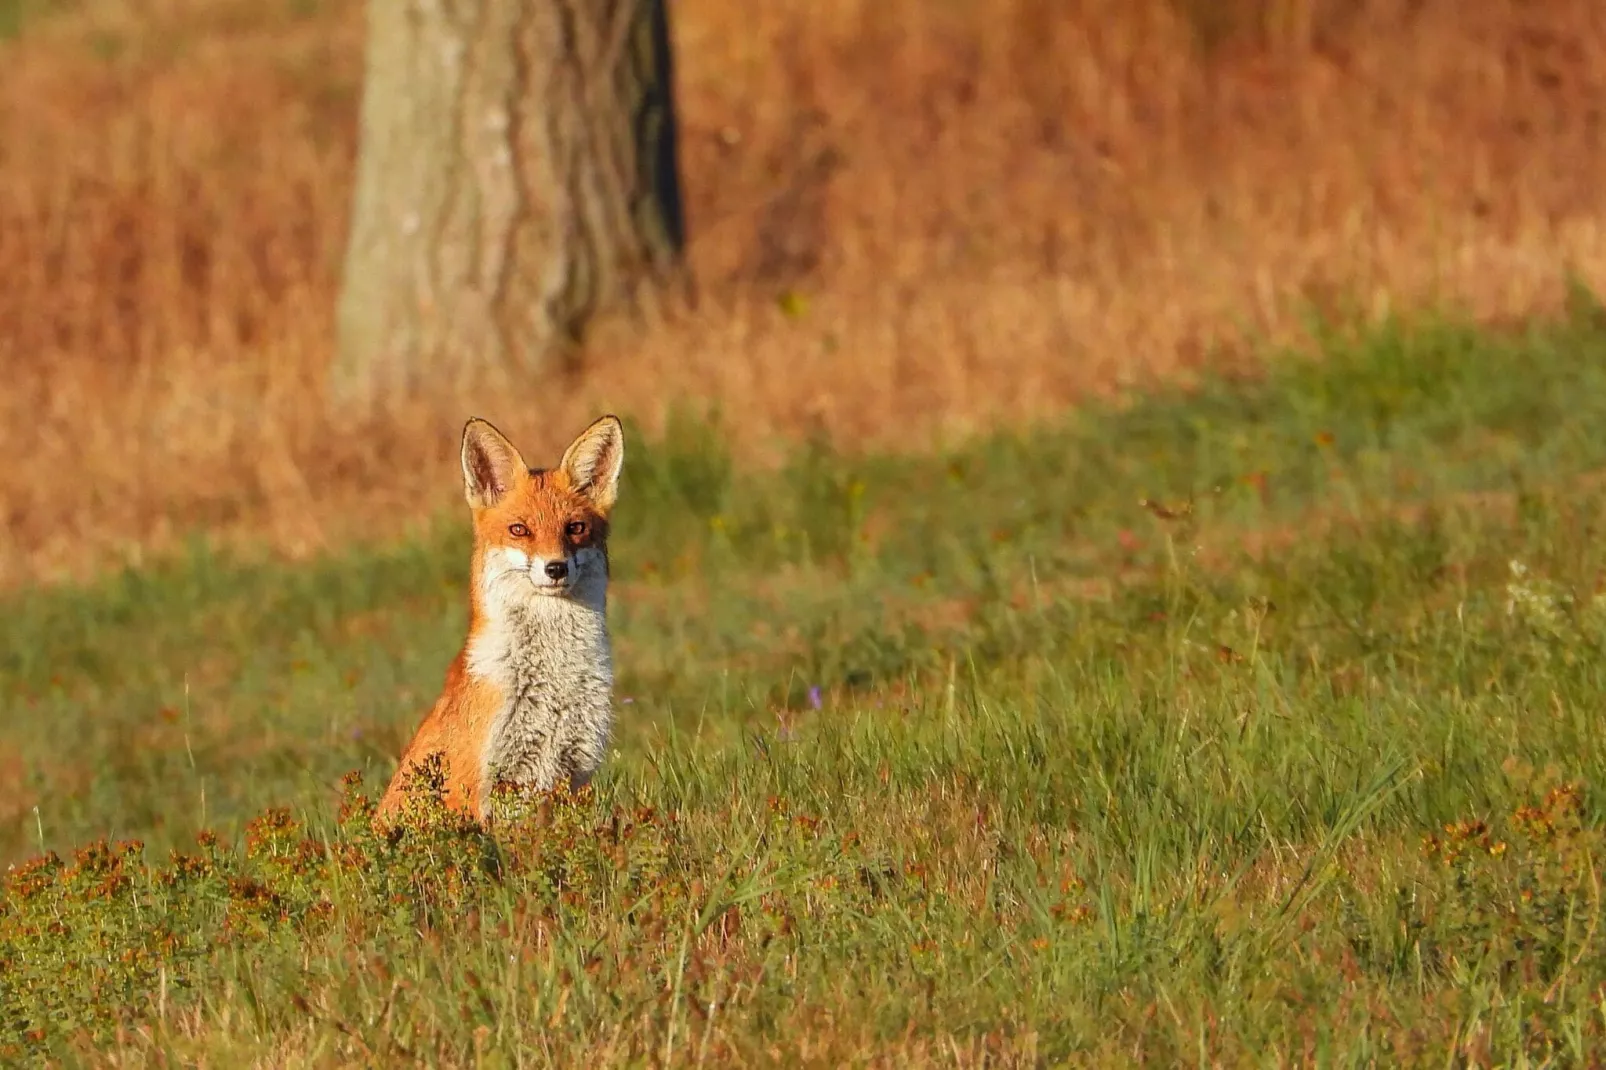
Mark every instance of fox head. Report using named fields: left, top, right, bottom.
left=460, top=415, right=625, bottom=613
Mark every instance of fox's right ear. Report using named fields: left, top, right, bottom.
left=460, top=418, right=527, bottom=509
left=558, top=414, right=625, bottom=513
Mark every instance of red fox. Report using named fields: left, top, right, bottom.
left=376, top=415, right=625, bottom=825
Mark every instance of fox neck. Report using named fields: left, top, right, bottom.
left=464, top=559, right=614, bottom=803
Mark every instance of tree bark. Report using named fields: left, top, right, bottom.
left=334, top=0, right=686, bottom=404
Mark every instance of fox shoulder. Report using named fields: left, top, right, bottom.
left=375, top=653, right=505, bottom=821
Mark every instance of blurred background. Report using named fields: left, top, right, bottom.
left=2, top=0, right=1604, bottom=586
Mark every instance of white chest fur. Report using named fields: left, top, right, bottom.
left=467, top=594, right=615, bottom=798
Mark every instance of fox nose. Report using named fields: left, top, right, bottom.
left=544, top=559, right=569, bottom=581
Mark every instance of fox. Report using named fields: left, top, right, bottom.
left=376, top=414, right=626, bottom=826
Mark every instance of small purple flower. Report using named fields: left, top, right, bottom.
left=620, top=697, right=635, bottom=705
left=807, top=686, right=823, bottom=711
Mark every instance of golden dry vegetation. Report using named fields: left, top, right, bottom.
left=2, top=0, right=1604, bottom=585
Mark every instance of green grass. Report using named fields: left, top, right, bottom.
left=0, top=0, right=73, bottom=41
left=7, top=307, right=1606, bottom=1063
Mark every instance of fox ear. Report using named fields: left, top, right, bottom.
left=461, top=418, right=527, bottom=509
left=558, top=415, right=625, bottom=512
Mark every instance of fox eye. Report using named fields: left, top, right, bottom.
left=508, top=523, right=530, bottom=538
left=565, top=520, right=588, bottom=538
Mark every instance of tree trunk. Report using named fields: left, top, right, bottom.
left=333, top=0, right=686, bottom=404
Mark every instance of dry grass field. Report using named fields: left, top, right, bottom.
left=2, top=0, right=1605, bottom=586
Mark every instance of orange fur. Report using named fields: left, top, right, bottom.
left=377, top=652, right=505, bottom=819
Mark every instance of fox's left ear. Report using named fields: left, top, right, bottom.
left=559, top=414, right=625, bottom=512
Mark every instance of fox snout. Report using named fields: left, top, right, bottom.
left=486, top=544, right=607, bottom=598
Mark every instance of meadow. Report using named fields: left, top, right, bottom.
left=7, top=0, right=1606, bottom=1064
left=7, top=307, right=1606, bottom=1063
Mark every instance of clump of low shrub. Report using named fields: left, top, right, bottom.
left=0, top=758, right=690, bottom=1061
